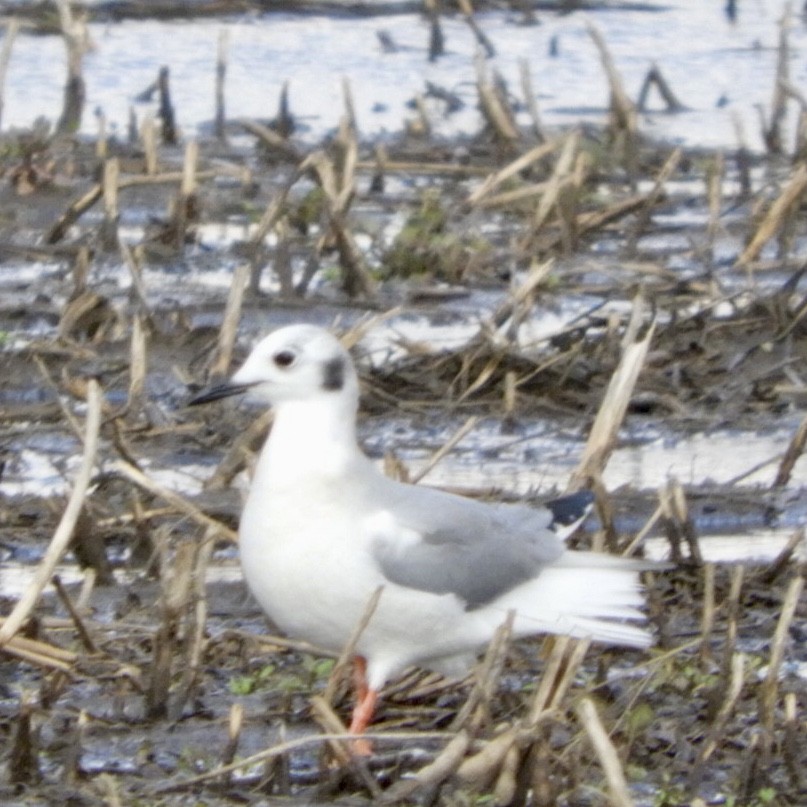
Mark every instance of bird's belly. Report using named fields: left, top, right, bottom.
left=239, top=504, right=383, bottom=653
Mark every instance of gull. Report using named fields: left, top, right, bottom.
left=190, top=324, right=653, bottom=746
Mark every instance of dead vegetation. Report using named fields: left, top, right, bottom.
left=0, top=4, right=806, bottom=806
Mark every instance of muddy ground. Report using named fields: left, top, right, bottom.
left=1, top=17, right=807, bottom=803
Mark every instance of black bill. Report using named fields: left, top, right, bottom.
left=187, top=382, right=254, bottom=406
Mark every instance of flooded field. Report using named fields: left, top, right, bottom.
left=1, top=0, right=807, bottom=804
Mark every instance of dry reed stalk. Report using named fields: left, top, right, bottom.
left=153, top=729, right=450, bottom=794
left=456, top=727, right=520, bottom=790
left=144, top=540, right=179, bottom=718
left=141, top=113, right=158, bottom=174
left=120, top=241, right=152, bottom=322
left=758, top=574, right=803, bottom=737
left=664, top=479, right=703, bottom=564
left=0, top=18, right=20, bottom=129
left=451, top=611, right=515, bottom=733
left=492, top=741, right=523, bottom=804
left=410, top=415, right=479, bottom=484
left=114, top=459, right=238, bottom=542
left=171, top=529, right=216, bottom=718
left=519, top=58, right=544, bottom=142
left=519, top=131, right=578, bottom=249
left=341, top=76, right=358, bottom=137
left=475, top=180, right=551, bottom=210
left=576, top=697, right=635, bottom=807
left=457, top=0, right=495, bottom=57
left=145, top=535, right=197, bottom=718
left=51, top=574, right=97, bottom=653
left=100, top=157, right=119, bottom=251
left=476, top=58, right=519, bottom=147
left=308, top=697, right=382, bottom=796
left=782, top=692, right=802, bottom=788
left=208, top=262, right=249, bottom=380
left=9, top=693, right=39, bottom=784
left=531, top=638, right=590, bottom=723
left=621, top=504, right=661, bottom=557
left=301, top=149, right=375, bottom=298
left=239, top=117, right=305, bottom=162
left=220, top=702, right=243, bottom=784
left=169, top=139, right=199, bottom=248
left=0, top=620, right=77, bottom=670
left=202, top=408, right=272, bottom=491
left=54, top=0, right=89, bottom=134
left=322, top=585, right=384, bottom=709
left=688, top=651, right=745, bottom=792
left=569, top=312, right=655, bottom=489
left=382, top=731, right=472, bottom=801
left=123, top=168, right=238, bottom=188
left=450, top=260, right=555, bottom=403
left=556, top=150, right=588, bottom=253
left=489, top=257, right=554, bottom=332
left=772, top=411, right=807, bottom=487
left=706, top=152, right=725, bottom=256
left=0, top=380, right=102, bottom=647
left=408, top=92, right=431, bottom=138
left=95, top=109, right=107, bottom=160
left=736, top=164, right=807, bottom=268
left=127, top=311, right=148, bottom=413
left=44, top=184, right=98, bottom=243
left=62, top=709, right=88, bottom=784
left=761, top=527, right=805, bottom=585
left=699, top=563, right=715, bottom=665
left=536, top=192, right=653, bottom=254
left=586, top=22, right=637, bottom=161
left=76, top=568, right=96, bottom=612
left=763, top=7, right=791, bottom=154
left=635, top=63, right=687, bottom=113
left=467, top=140, right=557, bottom=207
left=720, top=565, right=744, bottom=679
left=32, top=353, right=83, bottom=439
left=46, top=165, right=237, bottom=245
left=626, top=148, right=682, bottom=251
left=356, top=158, right=489, bottom=176
left=214, top=28, right=229, bottom=141
left=423, top=0, right=444, bottom=61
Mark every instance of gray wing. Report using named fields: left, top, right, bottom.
left=369, top=483, right=565, bottom=610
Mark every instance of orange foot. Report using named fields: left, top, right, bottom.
left=348, top=656, right=378, bottom=756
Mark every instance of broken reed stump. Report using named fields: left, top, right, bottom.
left=158, top=65, right=177, bottom=145
left=587, top=21, right=638, bottom=175
left=636, top=63, right=687, bottom=113
left=214, top=28, right=229, bottom=141
left=54, top=0, right=90, bottom=135
left=100, top=157, right=119, bottom=251
left=0, top=18, right=20, bottom=130
left=457, top=0, right=496, bottom=58
left=476, top=58, right=519, bottom=150
left=762, top=6, right=791, bottom=155
left=425, top=0, right=445, bottom=62
left=168, top=139, right=199, bottom=249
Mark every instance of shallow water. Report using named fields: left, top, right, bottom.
left=2, top=0, right=804, bottom=151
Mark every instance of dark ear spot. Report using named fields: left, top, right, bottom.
left=322, top=356, right=345, bottom=391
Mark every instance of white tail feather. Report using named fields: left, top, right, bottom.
left=492, top=551, right=653, bottom=649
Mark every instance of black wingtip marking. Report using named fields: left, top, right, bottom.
left=545, top=490, right=595, bottom=529
left=322, top=356, right=345, bottom=391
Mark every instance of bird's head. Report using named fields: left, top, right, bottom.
left=188, top=325, right=359, bottom=409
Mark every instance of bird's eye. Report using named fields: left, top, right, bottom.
left=273, top=350, right=296, bottom=368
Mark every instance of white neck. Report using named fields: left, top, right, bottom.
left=256, top=393, right=361, bottom=488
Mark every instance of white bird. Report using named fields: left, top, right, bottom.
left=190, top=324, right=653, bottom=745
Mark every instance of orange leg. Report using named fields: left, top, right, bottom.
left=348, top=656, right=377, bottom=756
